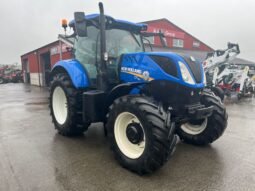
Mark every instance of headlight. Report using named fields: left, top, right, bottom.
left=178, top=61, right=195, bottom=85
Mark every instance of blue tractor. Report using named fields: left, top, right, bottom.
left=49, top=3, right=227, bottom=174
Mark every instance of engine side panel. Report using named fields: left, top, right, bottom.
left=119, top=52, right=204, bottom=89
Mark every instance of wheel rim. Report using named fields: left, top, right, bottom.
left=52, top=86, right=68, bottom=125
left=181, top=118, right=208, bottom=135
left=0, top=78, right=3, bottom=84
left=114, top=112, right=145, bottom=159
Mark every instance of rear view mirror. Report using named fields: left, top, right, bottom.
left=74, top=12, right=87, bottom=37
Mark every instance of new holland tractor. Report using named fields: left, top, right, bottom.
left=49, top=3, right=228, bottom=174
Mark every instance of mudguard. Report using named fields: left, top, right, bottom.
left=51, top=59, right=90, bottom=88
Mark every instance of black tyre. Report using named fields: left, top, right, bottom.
left=176, top=91, right=228, bottom=145
left=237, top=93, right=242, bottom=100
left=49, top=73, right=90, bottom=136
left=211, top=86, right=225, bottom=101
left=106, top=95, right=177, bottom=175
left=0, top=77, right=5, bottom=84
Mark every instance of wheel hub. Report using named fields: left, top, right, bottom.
left=114, top=112, right=145, bottom=159
left=126, top=123, right=144, bottom=144
left=52, top=86, right=68, bottom=125
left=181, top=118, right=208, bottom=135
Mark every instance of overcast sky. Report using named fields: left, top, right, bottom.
left=0, top=0, right=254, bottom=65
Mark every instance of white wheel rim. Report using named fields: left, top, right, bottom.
left=181, top=118, right=208, bottom=135
left=0, top=78, right=3, bottom=83
left=52, top=86, right=68, bottom=125
left=114, top=112, right=145, bottom=159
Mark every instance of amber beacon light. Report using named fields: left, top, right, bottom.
left=61, top=19, right=68, bottom=29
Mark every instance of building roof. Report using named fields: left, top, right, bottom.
left=231, top=58, right=255, bottom=66
left=141, top=18, right=214, bottom=51
left=21, top=40, right=59, bottom=58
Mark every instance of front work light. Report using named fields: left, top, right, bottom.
left=178, top=61, right=195, bottom=85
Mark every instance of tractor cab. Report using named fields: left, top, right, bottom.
left=64, top=14, right=147, bottom=89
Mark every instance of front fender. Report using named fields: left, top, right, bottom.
left=52, top=59, right=90, bottom=88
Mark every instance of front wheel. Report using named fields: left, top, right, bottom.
left=176, top=91, right=228, bottom=145
left=211, top=86, right=225, bottom=101
left=106, top=95, right=177, bottom=175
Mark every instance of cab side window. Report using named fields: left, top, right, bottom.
left=74, top=26, right=99, bottom=85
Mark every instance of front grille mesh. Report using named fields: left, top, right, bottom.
left=149, top=55, right=178, bottom=78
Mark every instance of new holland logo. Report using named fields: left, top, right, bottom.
left=121, top=67, right=142, bottom=74
left=121, top=67, right=154, bottom=81
left=142, top=71, right=150, bottom=81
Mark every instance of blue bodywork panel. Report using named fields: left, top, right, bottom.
left=52, top=59, right=90, bottom=89
left=120, top=52, right=205, bottom=89
left=69, top=14, right=147, bottom=32
left=53, top=52, right=204, bottom=90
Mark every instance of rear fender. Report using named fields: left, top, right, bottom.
left=51, top=60, right=90, bottom=88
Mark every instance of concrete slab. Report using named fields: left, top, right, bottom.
left=0, top=83, right=254, bottom=191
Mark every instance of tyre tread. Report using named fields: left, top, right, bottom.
left=106, top=95, right=177, bottom=174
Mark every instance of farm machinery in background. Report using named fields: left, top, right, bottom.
left=0, top=66, right=8, bottom=84
left=203, top=43, right=254, bottom=100
left=0, top=65, right=23, bottom=84
left=217, top=63, right=255, bottom=99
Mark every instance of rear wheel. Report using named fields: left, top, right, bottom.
left=106, top=95, right=177, bottom=175
left=176, top=91, right=228, bottom=145
left=49, top=73, right=90, bottom=136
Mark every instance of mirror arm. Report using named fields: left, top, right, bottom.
left=141, top=32, right=167, bottom=47
left=142, top=37, right=153, bottom=51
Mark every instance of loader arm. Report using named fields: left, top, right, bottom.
left=203, top=43, right=240, bottom=73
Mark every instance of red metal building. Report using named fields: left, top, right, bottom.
left=21, top=18, right=213, bottom=86
left=142, top=18, right=213, bottom=51
left=21, top=40, right=72, bottom=86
